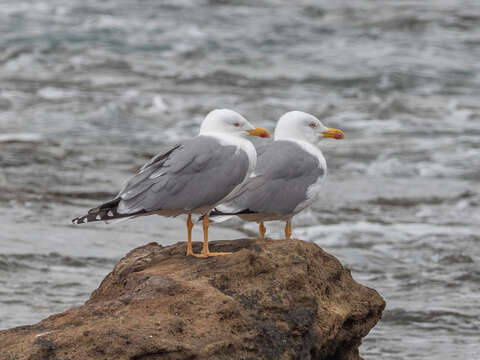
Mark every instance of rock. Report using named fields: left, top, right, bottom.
left=0, top=239, right=385, bottom=360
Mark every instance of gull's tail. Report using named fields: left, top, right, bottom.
left=206, top=207, right=257, bottom=223
left=206, top=208, right=236, bottom=223
left=72, top=198, right=144, bottom=224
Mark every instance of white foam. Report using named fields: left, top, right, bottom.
left=37, top=87, right=76, bottom=100
left=0, top=133, right=43, bottom=143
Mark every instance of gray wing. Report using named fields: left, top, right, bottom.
left=116, top=136, right=250, bottom=214
left=225, top=140, right=324, bottom=215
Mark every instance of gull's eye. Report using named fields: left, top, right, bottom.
left=309, top=122, right=317, bottom=129
left=233, top=122, right=240, bottom=127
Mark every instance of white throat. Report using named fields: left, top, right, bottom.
left=274, top=127, right=309, bottom=142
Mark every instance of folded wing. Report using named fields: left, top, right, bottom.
left=73, top=136, right=250, bottom=223
left=220, top=140, right=324, bottom=215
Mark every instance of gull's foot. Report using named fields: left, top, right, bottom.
left=193, top=251, right=232, bottom=258
left=185, top=245, right=195, bottom=257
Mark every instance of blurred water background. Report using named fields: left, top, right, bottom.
left=1, top=0, right=479, bottom=358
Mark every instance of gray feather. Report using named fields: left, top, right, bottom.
left=117, top=136, right=250, bottom=214
left=224, top=140, right=323, bottom=215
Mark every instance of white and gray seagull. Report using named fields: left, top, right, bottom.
left=72, top=109, right=270, bottom=257
left=209, top=111, right=344, bottom=239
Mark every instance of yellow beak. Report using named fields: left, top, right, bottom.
left=322, top=128, right=345, bottom=140
left=247, top=127, right=271, bottom=138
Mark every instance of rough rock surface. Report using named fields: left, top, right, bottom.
left=0, top=238, right=385, bottom=360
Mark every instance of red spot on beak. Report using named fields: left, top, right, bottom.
left=260, top=133, right=267, bottom=138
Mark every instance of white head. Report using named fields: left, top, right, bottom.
left=199, top=109, right=270, bottom=138
left=274, top=111, right=344, bottom=143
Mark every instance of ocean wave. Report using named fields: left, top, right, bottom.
left=368, top=191, right=476, bottom=207
left=0, top=133, right=44, bottom=144
left=0, top=253, right=116, bottom=272
left=383, top=308, right=478, bottom=328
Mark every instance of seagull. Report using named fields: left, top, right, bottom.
left=72, top=109, right=270, bottom=257
left=209, top=111, right=344, bottom=240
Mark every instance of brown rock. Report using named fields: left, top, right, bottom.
left=0, top=238, right=385, bottom=360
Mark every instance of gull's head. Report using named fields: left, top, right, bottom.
left=200, top=109, right=270, bottom=138
left=274, top=111, right=344, bottom=143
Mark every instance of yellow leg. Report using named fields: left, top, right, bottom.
left=285, top=221, right=292, bottom=240
left=194, top=214, right=232, bottom=257
left=259, top=222, right=266, bottom=239
left=202, top=215, right=210, bottom=254
left=186, top=214, right=194, bottom=256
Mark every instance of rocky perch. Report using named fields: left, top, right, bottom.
left=0, top=239, right=385, bottom=360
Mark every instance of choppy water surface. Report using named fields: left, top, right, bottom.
left=1, top=0, right=479, bottom=358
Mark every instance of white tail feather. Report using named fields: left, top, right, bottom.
left=209, top=215, right=235, bottom=223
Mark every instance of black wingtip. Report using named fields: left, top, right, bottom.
left=72, top=207, right=146, bottom=225
left=72, top=215, right=87, bottom=224
left=73, top=197, right=123, bottom=225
